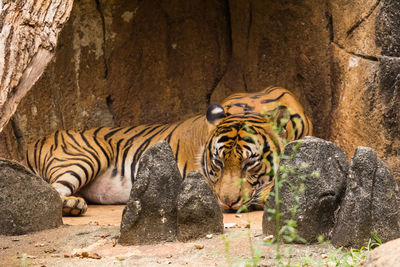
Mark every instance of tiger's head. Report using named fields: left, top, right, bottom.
left=201, top=104, right=285, bottom=211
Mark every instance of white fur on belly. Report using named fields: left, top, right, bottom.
left=80, top=167, right=132, bottom=204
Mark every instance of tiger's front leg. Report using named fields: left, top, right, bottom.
left=51, top=171, right=88, bottom=217
left=61, top=195, right=87, bottom=216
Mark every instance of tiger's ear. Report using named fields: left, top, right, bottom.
left=206, top=104, right=227, bottom=126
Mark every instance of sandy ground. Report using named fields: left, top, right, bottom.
left=0, top=205, right=336, bottom=266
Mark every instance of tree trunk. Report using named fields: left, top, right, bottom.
left=0, top=0, right=73, bottom=133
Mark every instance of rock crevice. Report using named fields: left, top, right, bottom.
left=346, top=0, right=381, bottom=37
left=332, top=41, right=379, bottom=61
left=94, top=0, right=109, bottom=79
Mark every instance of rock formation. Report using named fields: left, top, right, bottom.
left=120, top=141, right=182, bottom=245
left=331, top=146, right=400, bottom=248
left=262, top=137, right=348, bottom=243
left=120, top=141, right=223, bottom=245
left=177, top=171, right=224, bottom=241
left=0, top=159, right=62, bottom=235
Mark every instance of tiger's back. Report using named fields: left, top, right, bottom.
left=221, top=87, right=313, bottom=140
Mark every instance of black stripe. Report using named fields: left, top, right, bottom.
left=123, top=125, right=140, bottom=134
left=249, top=94, right=263, bottom=99
left=93, top=128, right=111, bottom=167
left=222, top=114, right=263, bottom=120
left=130, top=125, right=170, bottom=183
left=266, top=152, right=274, bottom=170
left=240, top=136, right=255, bottom=144
left=201, top=149, right=206, bottom=176
left=219, top=118, right=266, bottom=126
left=61, top=133, right=84, bottom=156
left=247, top=179, right=260, bottom=186
left=65, top=130, right=80, bottom=147
left=114, top=139, right=124, bottom=175
left=64, top=170, right=83, bottom=189
left=243, top=144, right=252, bottom=151
left=225, top=95, right=246, bottom=100
left=143, top=125, right=163, bottom=137
left=207, top=137, right=213, bottom=152
left=41, top=149, right=49, bottom=178
left=175, top=140, right=180, bottom=162
left=264, top=87, right=281, bottom=94
left=192, top=115, right=203, bottom=123
left=253, top=163, right=262, bottom=173
left=120, top=144, right=132, bottom=178
left=260, top=92, right=287, bottom=104
left=108, top=139, right=114, bottom=159
left=61, top=157, right=95, bottom=183
left=80, top=131, right=100, bottom=157
left=123, top=126, right=154, bottom=149
left=38, top=137, right=46, bottom=177
left=60, top=143, right=95, bottom=167
left=54, top=131, right=59, bottom=150
left=44, top=158, right=56, bottom=180
left=51, top=162, right=89, bottom=185
left=290, top=114, right=304, bottom=139
left=81, top=131, right=102, bottom=177
left=66, top=131, right=98, bottom=160
left=33, top=139, right=41, bottom=172
left=60, top=131, right=67, bottom=147
left=229, top=119, right=266, bottom=125
left=182, top=162, right=187, bottom=180
left=232, top=103, right=255, bottom=111
left=50, top=151, right=94, bottom=186
left=66, top=131, right=101, bottom=178
left=165, top=121, right=185, bottom=143
left=104, top=127, right=124, bottom=140
left=25, top=150, right=34, bottom=173
left=262, top=142, right=271, bottom=155
left=56, top=180, right=75, bottom=195
left=217, top=136, right=232, bottom=143
left=236, top=147, right=244, bottom=158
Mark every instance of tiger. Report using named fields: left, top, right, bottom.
left=25, top=87, right=312, bottom=216
left=203, top=87, right=312, bottom=210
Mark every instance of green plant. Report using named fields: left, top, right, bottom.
left=222, top=234, right=232, bottom=267
left=264, top=139, right=309, bottom=265
left=116, top=256, right=125, bottom=267
left=13, top=253, right=31, bottom=267
left=369, top=232, right=382, bottom=248
left=297, top=233, right=382, bottom=267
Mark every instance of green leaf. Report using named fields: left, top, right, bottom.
left=370, top=232, right=382, bottom=245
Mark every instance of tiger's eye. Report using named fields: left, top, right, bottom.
left=243, top=159, right=258, bottom=170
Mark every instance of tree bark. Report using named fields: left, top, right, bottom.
left=0, top=0, right=73, bottom=133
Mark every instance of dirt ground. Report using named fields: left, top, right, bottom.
left=0, top=205, right=336, bottom=266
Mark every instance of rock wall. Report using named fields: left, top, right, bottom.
left=1, top=0, right=400, bottom=181
left=329, top=0, right=400, bottom=178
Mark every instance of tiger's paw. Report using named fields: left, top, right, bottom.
left=61, top=196, right=88, bottom=216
